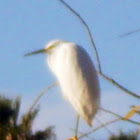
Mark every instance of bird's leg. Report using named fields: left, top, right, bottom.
left=67, top=114, right=79, bottom=140
left=75, top=114, right=80, bottom=138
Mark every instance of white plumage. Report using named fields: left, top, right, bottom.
left=46, top=40, right=100, bottom=126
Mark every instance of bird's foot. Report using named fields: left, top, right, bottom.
left=66, top=136, right=78, bottom=140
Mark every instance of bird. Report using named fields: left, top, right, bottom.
left=25, top=39, right=100, bottom=127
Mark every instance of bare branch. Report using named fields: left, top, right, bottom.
left=78, top=108, right=140, bottom=139
left=95, top=117, right=114, bottom=135
left=100, top=107, right=140, bottom=125
left=120, top=28, right=140, bottom=38
left=28, top=82, right=58, bottom=112
left=99, top=73, right=140, bottom=99
left=70, top=128, right=97, bottom=140
left=78, top=118, right=120, bottom=139
left=57, top=0, right=102, bottom=73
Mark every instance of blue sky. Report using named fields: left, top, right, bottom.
left=0, top=0, right=140, bottom=139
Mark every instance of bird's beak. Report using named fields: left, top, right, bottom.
left=24, top=48, right=47, bottom=57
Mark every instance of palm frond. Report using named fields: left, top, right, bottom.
left=19, top=108, right=39, bottom=133
left=109, top=131, right=137, bottom=140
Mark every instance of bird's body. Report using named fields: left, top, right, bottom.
left=25, top=40, right=100, bottom=126
left=46, top=40, right=100, bottom=126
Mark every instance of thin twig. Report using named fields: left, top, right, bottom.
left=78, top=118, right=120, bottom=139
left=57, top=0, right=102, bottom=73
left=120, top=28, right=140, bottom=38
left=100, top=73, right=140, bottom=99
left=28, top=82, right=58, bottom=113
left=70, top=128, right=96, bottom=140
left=100, top=107, right=140, bottom=125
left=78, top=107, right=140, bottom=139
left=95, top=117, right=114, bottom=135
left=57, top=0, right=140, bottom=100
left=74, top=108, right=140, bottom=139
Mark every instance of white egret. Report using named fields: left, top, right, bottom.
left=25, top=40, right=100, bottom=138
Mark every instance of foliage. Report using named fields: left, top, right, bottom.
left=109, top=131, right=138, bottom=140
left=0, top=95, right=56, bottom=140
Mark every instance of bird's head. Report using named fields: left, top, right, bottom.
left=24, top=39, right=66, bottom=57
